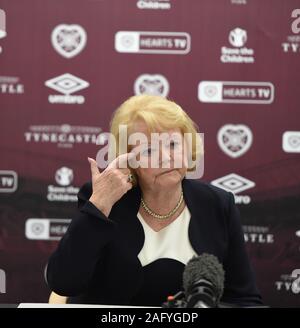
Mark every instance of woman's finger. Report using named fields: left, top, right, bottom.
left=88, top=157, right=100, bottom=180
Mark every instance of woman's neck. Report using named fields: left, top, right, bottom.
left=140, top=183, right=183, bottom=215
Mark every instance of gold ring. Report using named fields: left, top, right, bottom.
left=127, top=174, right=134, bottom=183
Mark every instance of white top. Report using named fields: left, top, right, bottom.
left=137, top=206, right=198, bottom=267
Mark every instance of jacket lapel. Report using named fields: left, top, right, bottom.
left=182, top=178, right=221, bottom=257
left=109, top=184, right=144, bottom=256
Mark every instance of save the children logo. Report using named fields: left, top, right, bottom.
left=220, top=27, right=255, bottom=63
left=47, top=167, right=79, bottom=202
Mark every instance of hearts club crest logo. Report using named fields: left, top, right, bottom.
left=218, top=124, right=253, bottom=158
left=51, top=24, right=87, bottom=58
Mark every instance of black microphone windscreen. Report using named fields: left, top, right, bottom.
left=183, top=253, right=225, bottom=302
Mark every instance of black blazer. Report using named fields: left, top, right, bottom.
left=46, top=178, right=262, bottom=306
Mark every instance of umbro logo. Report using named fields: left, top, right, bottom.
left=45, top=73, right=89, bottom=104
left=211, top=173, right=255, bottom=204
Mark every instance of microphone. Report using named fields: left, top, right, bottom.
left=162, top=253, right=225, bottom=308
left=183, top=253, right=225, bottom=308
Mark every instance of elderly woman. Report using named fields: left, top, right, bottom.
left=45, top=95, right=262, bottom=306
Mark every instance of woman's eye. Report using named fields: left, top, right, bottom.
left=170, top=141, right=179, bottom=148
left=142, top=148, right=155, bottom=156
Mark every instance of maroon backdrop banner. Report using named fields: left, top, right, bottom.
left=0, top=0, right=300, bottom=307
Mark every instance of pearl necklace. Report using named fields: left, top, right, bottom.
left=141, top=191, right=184, bottom=220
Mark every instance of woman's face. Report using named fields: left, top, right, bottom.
left=130, top=120, right=187, bottom=190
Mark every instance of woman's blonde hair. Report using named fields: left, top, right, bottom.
left=109, top=95, right=203, bottom=183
